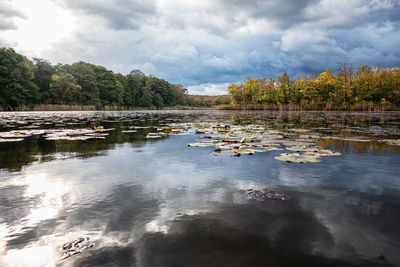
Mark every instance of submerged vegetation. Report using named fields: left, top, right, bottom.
left=226, top=63, right=400, bottom=111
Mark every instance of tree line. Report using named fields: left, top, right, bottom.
left=228, top=63, right=400, bottom=109
left=0, top=47, right=188, bottom=110
left=4, top=47, right=398, bottom=111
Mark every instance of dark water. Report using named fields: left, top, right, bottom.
left=0, top=110, right=399, bottom=267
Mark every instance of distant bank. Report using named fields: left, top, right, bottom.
left=215, top=103, right=398, bottom=111
left=2, top=104, right=213, bottom=112
left=224, top=64, right=400, bottom=111
left=1, top=48, right=399, bottom=112
left=3, top=102, right=397, bottom=112
left=0, top=48, right=230, bottom=111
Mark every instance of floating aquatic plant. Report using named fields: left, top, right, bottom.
left=0, top=138, right=24, bottom=142
left=274, top=153, right=321, bottom=163
left=187, top=141, right=215, bottom=147
left=247, top=189, right=291, bottom=201
left=381, top=139, right=400, bottom=146
left=186, top=122, right=341, bottom=162
left=145, top=133, right=164, bottom=139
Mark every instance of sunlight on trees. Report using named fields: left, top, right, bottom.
left=227, top=66, right=400, bottom=109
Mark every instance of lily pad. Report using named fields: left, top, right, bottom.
left=187, top=141, right=215, bottom=147
left=306, top=149, right=341, bottom=157
left=233, top=148, right=257, bottom=155
left=145, top=133, right=163, bottom=139
left=381, top=139, right=400, bottom=146
left=261, top=146, right=283, bottom=152
left=0, top=138, right=25, bottom=142
left=274, top=152, right=321, bottom=163
left=0, top=131, right=32, bottom=138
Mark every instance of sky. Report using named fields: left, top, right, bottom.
left=1, top=0, right=400, bottom=95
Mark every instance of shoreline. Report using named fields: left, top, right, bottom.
left=0, top=105, right=213, bottom=112
left=1, top=103, right=399, bottom=112
left=215, top=103, right=400, bottom=112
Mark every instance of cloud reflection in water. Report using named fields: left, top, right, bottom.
left=0, top=111, right=399, bottom=266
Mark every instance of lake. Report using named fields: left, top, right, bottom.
left=0, top=110, right=399, bottom=267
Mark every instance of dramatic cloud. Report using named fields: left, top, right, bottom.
left=1, top=0, right=400, bottom=94
left=61, top=0, right=156, bottom=30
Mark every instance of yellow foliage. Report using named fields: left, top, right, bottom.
left=315, top=69, right=337, bottom=86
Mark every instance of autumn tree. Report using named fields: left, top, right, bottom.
left=258, top=78, right=276, bottom=104
left=312, top=69, right=338, bottom=102
left=276, top=71, right=292, bottom=104
left=228, top=83, right=242, bottom=104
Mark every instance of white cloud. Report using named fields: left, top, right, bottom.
left=151, top=44, right=198, bottom=62
left=2, top=0, right=78, bottom=57
left=201, top=55, right=234, bottom=68
left=280, top=30, right=338, bottom=52
left=369, top=0, right=394, bottom=10
left=1, top=0, right=399, bottom=94
left=187, top=83, right=231, bottom=95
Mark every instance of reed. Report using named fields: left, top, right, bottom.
left=16, top=104, right=97, bottom=111
left=215, top=102, right=399, bottom=111
left=3, top=102, right=398, bottom=112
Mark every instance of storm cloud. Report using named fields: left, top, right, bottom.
left=61, top=0, right=157, bottom=30
left=1, top=0, right=400, bottom=94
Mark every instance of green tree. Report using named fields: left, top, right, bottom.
left=0, top=47, right=39, bottom=110
left=242, top=77, right=262, bottom=104
left=94, top=66, right=124, bottom=107
left=69, top=62, right=100, bottom=106
left=257, top=78, right=276, bottom=104
left=139, top=86, right=153, bottom=107
left=33, top=58, right=54, bottom=103
left=125, top=70, right=147, bottom=107
left=145, top=76, right=165, bottom=107
left=289, top=78, right=306, bottom=104
left=172, top=84, right=187, bottom=106
left=49, top=73, right=81, bottom=104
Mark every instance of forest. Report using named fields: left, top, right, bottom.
left=227, top=63, right=400, bottom=110
left=0, top=47, right=192, bottom=111
left=2, top=47, right=399, bottom=111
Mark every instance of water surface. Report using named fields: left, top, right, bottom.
left=0, top=110, right=399, bottom=267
